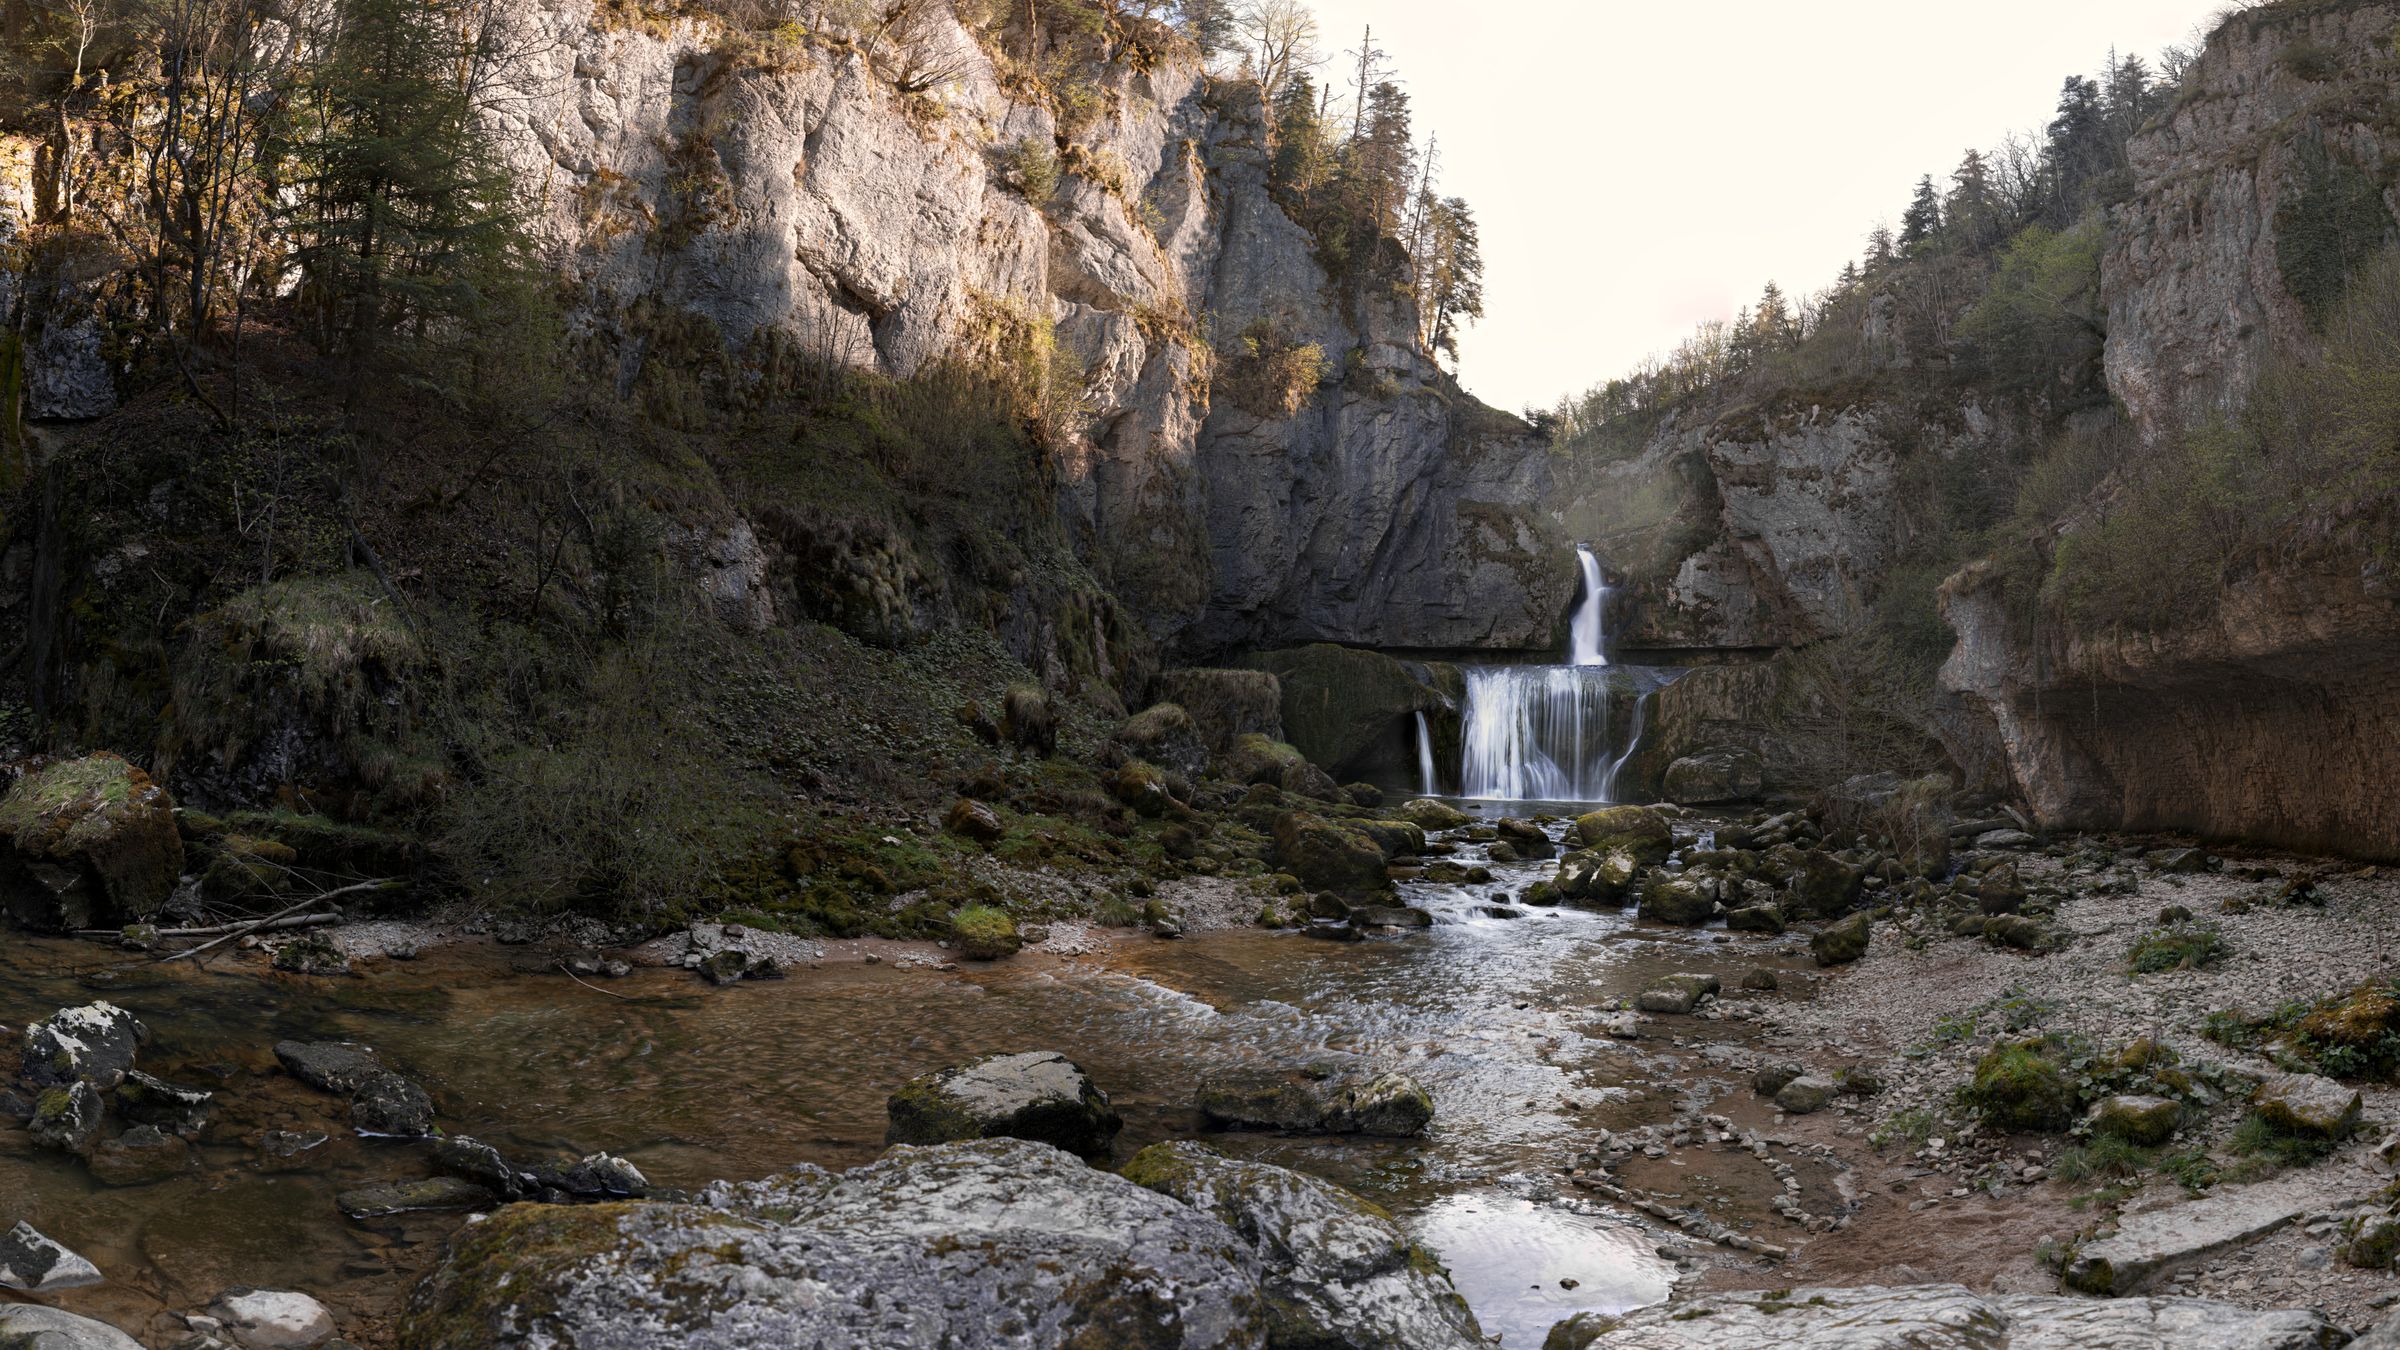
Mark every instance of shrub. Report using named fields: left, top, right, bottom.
left=1217, top=320, right=1327, bottom=419
left=1000, top=137, right=1060, bottom=206
left=1960, top=1040, right=2078, bottom=1132
left=950, top=904, right=1021, bottom=960
left=2230, top=1109, right=2342, bottom=1172
left=2128, top=921, right=2230, bottom=974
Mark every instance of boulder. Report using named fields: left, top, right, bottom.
left=1277, top=758, right=1344, bottom=804
left=1775, top=1075, right=1836, bottom=1114
left=543, top=1153, right=651, bottom=1200
left=1221, top=732, right=1307, bottom=786
left=943, top=797, right=1005, bottom=844
left=1272, top=814, right=1391, bottom=894
left=1724, top=903, right=1785, bottom=934
left=1661, top=746, right=1764, bottom=804
left=400, top=1139, right=1268, bottom=1350
left=1976, top=861, right=2027, bottom=915
left=1000, top=685, right=1056, bottom=756
left=272, top=1041, right=383, bottom=1095
left=2090, top=1094, right=2181, bottom=1146
left=1244, top=645, right=1446, bottom=780
left=21, top=1001, right=147, bottom=1089
left=1197, top=1063, right=1434, bottom=1137
left=1634, top=973, right=1719, bottom=1016
left=0, top=1222, right=104, bottom=1292
left=885, top=1051, right=1123, bottom=1158
left=2063, top=1175, right=2323, bottom=1295
left=1637, top=874, right=1716, bottom=926
left=88, top=1124, right=193, bottom=1186
left=115, top=1070, right=212, bottom=1135
left=431, top=1136, right=530, bottom=1200
left=0, top=754, right=184, bottom=930
left=1395, top=798, right=1471, bottom=831
left=1343, top=782, right=1384, bottom=808
left=1811, top=910, right=1872, bottom=966
left=209, top=1289, right=338, bottom=1350
left=1111, top=760, right=1176, bottom=816
left=2251, top=1072, right=2361, bottom=1138
left=949, top=905, right=1021, bottom=960
left=1553, top=848, right=1638, bottom=905
left=1154, top=668, right=1285, bottom=752
left=0, top=1307, right=144, bottom=1349
left=1495, top=818, right=1555, bottom=859
left=1753, top=1064, right=1805, bottom=1097
left=1566, top=1284, right=2340, bottom=1348
left=29, top=1080, right=103, bottom=1153
left=1114, top=703, right=1208, bottom=780
left=1787, top=850, right=1865, bottom=918
left=1121, top=1141, right=1484, bottom=1350
left=349, top=1070, right=436, bottom=1137
left=1348, top=904, right=1433, bottom=929
left=1349, top=819, right=1427, bottom=859
left=1570, top=806, right=1671, bottom=862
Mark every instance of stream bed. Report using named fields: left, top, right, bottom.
left=0, top=807, right=1813, bottom=1346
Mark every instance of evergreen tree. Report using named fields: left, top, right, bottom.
left=1176, top=0, right=1237, bottom=62
left=2043, top=75, right=2109, bottom=223
left=284, top=0, right=528, bottom=370
left=1900, top=175, right=1943, bottom=248
left=1865, top=225, right=1897, bottom=272
left=1352, top=79, right=1414, bottom=237
left=1946, top=149, right=2002, bottom=253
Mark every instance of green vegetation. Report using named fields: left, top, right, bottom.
left=1960, top=1039, right=2079, bottom=1132
left=949, top=904, right=1022, bottom=960
left=2128, top=921, right=2230, bottom=974
left=2205, top=978, right=2400, bottom=1081
left=2229, top=1109, right=2345, bottom=1173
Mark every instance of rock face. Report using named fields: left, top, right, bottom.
left=402, top=1139, right=1269, bottom=1349
left=1120, top=1141, right=1483, bottom=1350
left=1569, top=1283, right=2343, bottom=1348
left=0, top=754, right=183, bottom=931
left=1242, top=646, right=1452, bottom=780
left=2063, top=1175, right=2327, bottom=1296
left=884, top=1051, right=1123, bottom=1158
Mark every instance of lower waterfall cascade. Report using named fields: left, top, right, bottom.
left=1453, top=549, right=1678, bottom=804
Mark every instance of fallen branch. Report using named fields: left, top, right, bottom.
left=151, top=879, right=402, bottom=967
left=79, top=913, right=341, bottom=940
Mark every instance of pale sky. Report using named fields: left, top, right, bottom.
left=1298, top=0, right=2232, bottom=413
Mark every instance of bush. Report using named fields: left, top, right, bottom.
left=1000, top=137, right=1060, bottom=206
left=1218, top=320, right=1327, bottom=419
left=2128, top=921, right=2230, bottom=974
left=2230, top=1109, right=2342, bottom=1171
left=1960, top=1040, right=2078, bottom=1132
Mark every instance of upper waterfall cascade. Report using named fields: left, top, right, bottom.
left=1453, top=548, right=1674, bottom=804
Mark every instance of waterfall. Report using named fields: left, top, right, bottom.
left=1450, top=546, right=1675, bottom=804
left=1415, top=711, right=1439, bottom=797
left=1569, top=544, right=1608, bottom=667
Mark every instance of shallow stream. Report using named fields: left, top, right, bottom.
left=0, top=806, right=1808, bottom=1346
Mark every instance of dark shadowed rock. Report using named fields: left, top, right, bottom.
left=339, top=1177, right=498, bottom=1219
left=1121, top=1141, right=1484, bottom=1349
left=87, top=1125, right=194, bottom=1186
left=349, top=1071, right=436, bottom=1137
left=1811, top=910, right=1872, bottom=966
left=21, top=1001, right=148, bottom=1090
left=1662, top=747, right=1764, bottom=804
left=0, top=1221, right=104, bottom=1292
left=115, top=1069, right=211, bottom=1135
left=28, top=1080, right=103, bottom=1153
left=1568, top=1284, right=2339, bottom=1347
left=273, top=1041, right=382, bottom=1095
left=1273, top=814, right=1392, bottom=894
left=885, top=1051, right=1123, bottom=1159
left=1197, top=1063, right=1434, bottom=1137
left=0, top=754, right=183, bottom=931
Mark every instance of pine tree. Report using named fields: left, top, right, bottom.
left=1900, top=175, right=1943, bottom=248
left=1353, top=79, right=1414, bottom=237
left=284, top=0, right=528, bottom=371
left=1946, top=149, right=2001, bottom=253
left=1419, top=194, right=1482, bottom=361
left=1865, top=226, right=1897, bottom=272
left=2044, top=75, right=2108, bottom=224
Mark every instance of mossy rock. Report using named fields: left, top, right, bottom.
left=1811, top=910, right=1872, bottom=966
left=1272, top=814, right=1391, bottom=895
left=1395, top=799, right=1470, bottom=831
left=950, top=904, right=1021, bottom=961
left=1113, top=703, right=1206, bottom=779
left=1153, top=668, right=1284, bottom=751
left=1221, top=733, right=1306, bottom=786
left=1963, top=1040, right=2076, bottom=1132
left=1570, top=806, right=1670, bottom=863
left=0, top=753, right=184, bottom=930
left=1109, top=761, right=1173, bottom=817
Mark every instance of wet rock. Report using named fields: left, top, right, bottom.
left=1496, top=817, right=1555, bottom=858
left=2090, top=1094, right=2182, bottom=1146
left=29, top=1080, right=103, bottom=1153
left=1121, top=1141, right=1484, bottom=1349
left=337, top=1177, right=496, bottom=1218
left=0, top=1221, right=104, bottom=1292
left=885, top=1051, right=1123, bottom=1159
left=1662, top=747, right=1764, bottom=804
left=1637, top=874, right=1716, bottom=926
left=1634, top=973, right=1720, bottom=1016
left=1348, top=904, right=1433, bottom=929
left=272, top=1042, right=381, bottom=1095
left=943, top=797, right=1005, bottom=844
left=1724, top=903, right=1785, bottom=934
left=1197, top=1063, right=1434, bottom=1137
left=2145, top=847, right=2209, bottom=873
left=1522, top=881, right=1563, bottom=906
left=544, top=1153, right=649, bottom=1200
left=1571, top=1283, right=2339, bottom=1347
left=1976, top=862, right=2028, bottom=915
left=2251, top=1072, right=2361, bottom=1138
left=1554, top=848, right=1638, bottom=906
left=403, top=1138, right=1266, bottom=1349
left=117, top=1069, right=213, bottom=1135
left=0, top=1306, right=143, bottom=1349
left=21, top=1001, right=148, bottom=1090
left=1741, top=966, right=1780, bottom=992
left=696, top=948, right=750, bottom=985
left=1301, top=920, right=1366, bottom=942
left=1571, top=807, right=1671, bottom=862
left=209, top=1289, right=337, bottom=1349
left=1811, top=910, right=1872, bottom=966
left=2063, top=1175, right=2323, bottom=1295
left=0, top=753, right=184, bottom=931
left=1753, top=1064, right=1805, bottom=1097
left=430, top=1136, right=529, bottom=1200
left=1396, top=798, right=1471, bottom=831
left=1487, top=841, right=1519, bottom=864
left=1273, top=814, right=1392, bottom=894
left=1788, top=851, right=1865, bottom=918
left=1474, top=905, right=1524, bottom=920
left=348, top=1071, right=435, bottom=1138
left=88, top=1124, right=193, bottom=1186
left=270, top=933, right=352, bottom=977
left=1775, top=1075, right=1836, bottom=1114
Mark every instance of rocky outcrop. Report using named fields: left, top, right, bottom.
left=400, top=1137, right=1478, bottom=1350
left=1563, top=1284, right=2346, bottom=1348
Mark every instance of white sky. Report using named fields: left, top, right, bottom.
left=1297, top=0, right=2233, bottom=412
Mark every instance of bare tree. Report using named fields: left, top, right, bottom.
left=1234, top=0, right=1315, bottom=100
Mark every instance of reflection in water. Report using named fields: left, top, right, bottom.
left=0, top=808, right=1726, bottom=1341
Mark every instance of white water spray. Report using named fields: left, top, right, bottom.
left=1569, top=544, right=1608, bottom=667
left=1415, top=711, right=1439, bottom=797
